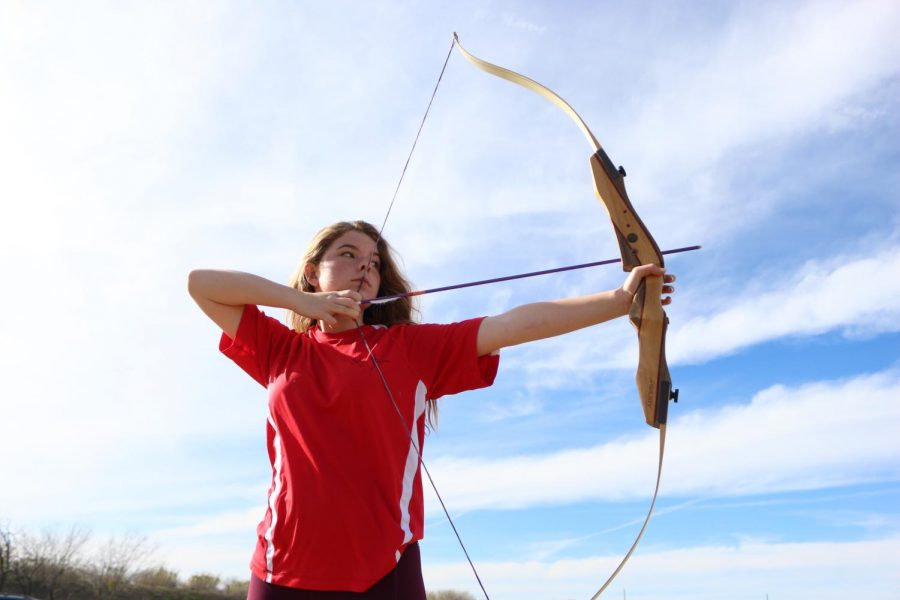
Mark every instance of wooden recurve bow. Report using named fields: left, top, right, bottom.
left=453, top=33, right=679, bottom=598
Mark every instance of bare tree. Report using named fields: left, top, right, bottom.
left=3, top=523, right=258, bottom=600
left=188, top=572, right=221, bottom=592
left=131, top=565, right=179, bottom=590
left=222, top=578, right=250, bottom=598
left=426, top=591, right=477, bottom=600
left=11, top=526, right=89, bottom=600
left=0, top=521, right=13, bottom=592
left=86, top=533, right=153, bottom=599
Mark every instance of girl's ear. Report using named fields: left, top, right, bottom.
left=303, top=263, right=319, bottom=288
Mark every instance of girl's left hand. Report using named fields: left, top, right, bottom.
left=622, top=264, right=676, bottom=306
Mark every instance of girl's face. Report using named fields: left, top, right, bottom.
left=306, top=230, right=381, bottom=298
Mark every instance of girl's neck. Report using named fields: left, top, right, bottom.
left=319, top=315, right=363, bottom=334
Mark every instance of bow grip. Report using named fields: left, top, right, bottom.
left=630, top=279, right=675, bottom=427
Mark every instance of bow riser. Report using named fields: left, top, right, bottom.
left=589, top=151, right=672, bottom=428
left=589, top=149, right=666, bottom=270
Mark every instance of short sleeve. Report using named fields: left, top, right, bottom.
left=218, top=304, right=297, bottom=387
left=401, top=317, right=499, bottom=400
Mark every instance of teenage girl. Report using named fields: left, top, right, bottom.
left=188, top=220, right=675, bottom=600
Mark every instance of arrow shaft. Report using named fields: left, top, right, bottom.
left=362, top=245, right=700, bottom=305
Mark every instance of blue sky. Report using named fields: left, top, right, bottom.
left=2, top=1, right=899, bottom=599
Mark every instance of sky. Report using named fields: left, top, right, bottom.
left=1, top=1, right=899, bottom=599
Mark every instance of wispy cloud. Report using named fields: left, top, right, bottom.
left=502, top=14, right=546, bottom=35
left=423, top=535, right=900, bottom=600
left=154, top=507, right=261, bottom=540
left=669, top=245, right=900, bottom=364
left=423, top=369, right=900, bottom=511
left=491, top=243, right=900, bottom=389
left=621, top=0, right=900, bottom=236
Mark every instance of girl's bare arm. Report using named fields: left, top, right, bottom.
left=187, top=270, right=360, bottom=338
left=476, top=264, right=674, bottom=356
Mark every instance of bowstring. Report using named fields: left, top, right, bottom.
left=353, top=37, right=493, bottom=599
left=375, top=38, right=455, bottom=238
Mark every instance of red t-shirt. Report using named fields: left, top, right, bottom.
left=219, top=305, right=499, bottom=591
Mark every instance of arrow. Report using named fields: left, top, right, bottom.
left=362, top=245, right=700, bottom=305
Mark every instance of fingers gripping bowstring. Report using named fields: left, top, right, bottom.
left=352, top=38, right=493, bottom=599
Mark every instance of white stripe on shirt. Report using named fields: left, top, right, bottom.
left=264, top=410, right=285, bottom=583
left=397, top=380, right=427, bottom=548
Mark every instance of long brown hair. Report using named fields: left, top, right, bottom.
left=287, top=220, right=417, bottom=333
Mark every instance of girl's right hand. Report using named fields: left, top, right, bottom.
left=299, top=289, right=363, bottom=325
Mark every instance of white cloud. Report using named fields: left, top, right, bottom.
left=499, top=243, right=900, bottom=388
left=669, top=246, right=900, bottom=364
left=502, top=14, right=547, bottom=35
left=154, top=507, right=261, bottom=541
left=628, top=0, right=900, bottom=164
left=616, top=0, right=900, bottom=244
left=422, top=536, right=900, bottom=600
left=423, top=369, right=900, bottom=511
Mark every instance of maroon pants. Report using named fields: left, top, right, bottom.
left=246, top=543, right=426, bottom=600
